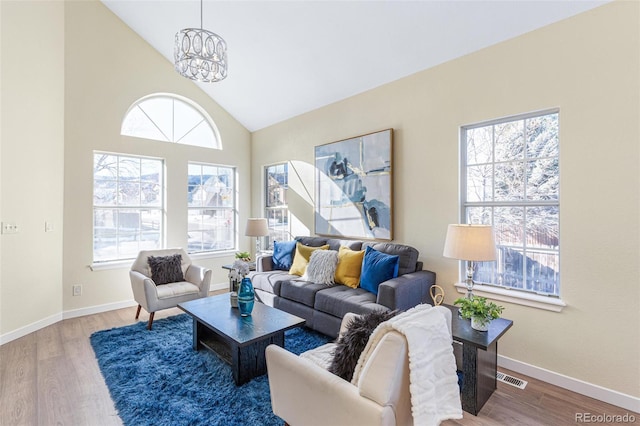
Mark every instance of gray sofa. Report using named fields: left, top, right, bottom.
left=248, top=236, right=436, bottom=338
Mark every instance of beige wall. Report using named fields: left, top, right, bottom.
left=1, top=1, right=65, bottom=334
left=62, top=0, right=251, bottom=313
left=252, top=1, right=640, bottom=399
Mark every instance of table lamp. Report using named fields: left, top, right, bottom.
left=443, top=224, right=496, bottom=298
left=245, top=218, right=269, bottom=256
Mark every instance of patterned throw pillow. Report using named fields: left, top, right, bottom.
left=328, top=310, right=398, bottom=382
left=304, top=250, right=339, bottom=286
left=148, top=254, right=184, bottom=285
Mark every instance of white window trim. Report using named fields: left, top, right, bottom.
left=89, top=249, right=236, bottom=271
left=453, top=282, right=567, bottom=312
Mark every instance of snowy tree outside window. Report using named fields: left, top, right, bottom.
left=462, top=110, right=560, bottom=296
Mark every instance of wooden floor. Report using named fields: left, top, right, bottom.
left=1, top=301, right=637, bottom=426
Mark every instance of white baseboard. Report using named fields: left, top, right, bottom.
left=0, top=312, right=63, bottom=345
left=498, top=355, right=640, bottom=413
left=1, top=282, right=229, bottom=345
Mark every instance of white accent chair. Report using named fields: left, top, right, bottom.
left=266, top=306, right=454, bottom=426
left=130, top=248, right=211, bottom=330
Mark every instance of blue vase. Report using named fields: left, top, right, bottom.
left=237, top=277, right=255, bottom=317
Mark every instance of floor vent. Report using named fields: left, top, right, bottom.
left=497, top=371, right=528, bottom=389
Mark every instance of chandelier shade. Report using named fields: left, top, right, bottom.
left=174, top=28, right=227, bottom=82
left=174, top=0, right=227, bottom=83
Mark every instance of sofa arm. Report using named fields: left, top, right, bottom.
left=255, top=254, right=273, bottom=272
left=376, top=270, right=436, bottom=311
left=266, top=345, right=388, bottom=426
left=185, top=264, right=212, bottom=296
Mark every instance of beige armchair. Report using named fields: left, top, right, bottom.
left=130, top=248, right=211, bottom=330
left=266, top=305, right=461, bottom=426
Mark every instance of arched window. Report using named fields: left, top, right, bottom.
left=121, top=94, right=221, bottom=149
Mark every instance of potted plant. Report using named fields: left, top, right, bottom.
left=454, top=296, right=504, bottom=331
left=235, top=251, right=251, bottom=262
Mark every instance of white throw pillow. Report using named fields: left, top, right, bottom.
left=304, top=250, right=339, bottom=286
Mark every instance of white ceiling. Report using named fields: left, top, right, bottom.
left=102, top=0, right=608, bottom=132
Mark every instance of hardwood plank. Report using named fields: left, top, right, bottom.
left=0, top=334, right=38, bottom=426
left=2, top=291, right=637, bottom=426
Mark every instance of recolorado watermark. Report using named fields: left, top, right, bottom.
left=575, top=412, right=636, bottom=423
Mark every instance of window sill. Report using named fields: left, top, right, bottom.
left=453, top=282, right=567, bottom=312
left=90, top=250, right=236, bottom=271
left=90, top=259, right=133, bottom=271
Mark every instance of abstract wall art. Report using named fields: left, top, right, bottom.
left=314, top=129, right=393, bottom=240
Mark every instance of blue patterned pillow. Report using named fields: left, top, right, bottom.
left=272, top=240, right=297, bottom=270
left=360, top=246, right=399, bottom=295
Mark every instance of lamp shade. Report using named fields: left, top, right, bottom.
left=245, top=218, right=269, bottom=237
left=443, top=224, right=496, bottom=261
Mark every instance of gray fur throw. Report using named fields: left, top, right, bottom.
left=304, top=249, right=339, bottom=286
left=328, top=309, right=398, bottom=382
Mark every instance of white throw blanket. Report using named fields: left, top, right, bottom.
left=351, top=304, right=463, bottom=425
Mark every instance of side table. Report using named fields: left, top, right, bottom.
left=222, top=263, right=256, bottom=292
left=443, top=304, right=513, bottom=415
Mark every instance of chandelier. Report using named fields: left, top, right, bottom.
left=174, top=0, right=227, bottom=83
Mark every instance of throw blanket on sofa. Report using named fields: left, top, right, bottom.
left=351, top=304, right=463, bottom=425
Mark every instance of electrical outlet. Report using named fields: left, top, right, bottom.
left=73, top=285, right=82, bottom=296
left=1, top=222, right=19, bottom=234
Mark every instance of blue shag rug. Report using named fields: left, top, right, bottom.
left=90, top=314, right=331, bottom=426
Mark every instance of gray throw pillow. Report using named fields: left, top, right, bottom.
left=148, top=254, right=184, bottom=285
left=304, top=250, right=339, bottom=286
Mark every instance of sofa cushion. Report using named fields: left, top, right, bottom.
left=328, top=310, right=398, bottom=382
left=280, top=280, right=327, bottom=308
left=362, top=242, right=419, bottom=276
left=295, top=236, right=328, bottom=247
left=147, top=254, right=184, bottom=285
left=360, top=246, right=399, bottom=295
left=314, top=285, right=388, bottom=318
left=304, top=250, right=339, bottom=286
left=289, top=243, right=329, bottom=276
left=326, top=239, right=363, bottom=252
left=334, top=246, right=365, bottom=288
left=272, top=240, right=297, bottom=270
left=248, top=270, right=295, bottom=296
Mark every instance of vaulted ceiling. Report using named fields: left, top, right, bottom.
left=102, top=0, right=608, bottom=132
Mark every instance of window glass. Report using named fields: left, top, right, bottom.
left=122, top=94, right=221, bottom=149
left=462, top=111, right=560, bottom=296
left=265, top=163, right=290, bottom=247
left=187, top=163, right=236, bottom=253
left=93, top=153, right=163, bottom=262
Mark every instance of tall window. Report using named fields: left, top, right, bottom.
left=265, top=163, right=290, bottom=247
left=188, top=163, right=236, bottom=253
left=93, top=153, right=163, bottom=262
left=121, top=94, right=221, bottom=149
left=462, top=110, right=559, bottom=296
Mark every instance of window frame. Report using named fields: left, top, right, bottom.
left=121, top=93, right=222, bottom=149
left=187, top=162, right=237, bottom=254
left=92, top=152, right=165, bottom=264
left=264, top=162, right=291, bottom=249
left=459, top=109, right=566, bottom=312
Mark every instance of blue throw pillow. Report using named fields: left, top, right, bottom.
left=272, top=240, right=297, bottom=270
left=360, top=246, right=400, bottom=295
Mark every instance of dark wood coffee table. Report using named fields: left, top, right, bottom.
left=178, top=294, right=305, bottom=385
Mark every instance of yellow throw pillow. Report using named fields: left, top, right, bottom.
left=289, top=243, right=329, bottom=276
left=334, top=246, right=365, bottom=288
